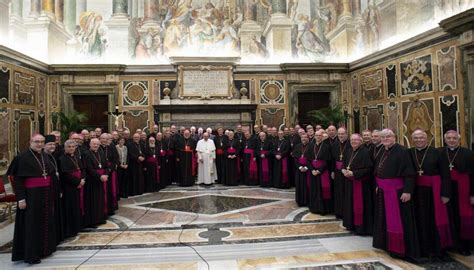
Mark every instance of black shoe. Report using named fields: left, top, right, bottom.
left=459, top=249, right=472, bottom=256
left=26, top=259, right=41, bottom=264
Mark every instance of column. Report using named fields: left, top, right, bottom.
left=30, top=0, right=41, bottom=18
left=352, top=0, right=361, bottom=18
left=271, top=0, right=286, bottom=14
left=55, top=0, right=64, bottom=24
left=338, top=0, right=352, bottom=23
left=143, top=0, right=159, bottom=27
left=11, top=0, right=23, bottom=19
left=112, top=0, right=128, bottom=17
left=64, top=0, right=76, bottom=34
left=9, top=0, right=27, bottom=45
left=262, top=0, right=293, bottom=58
left=76, top=0, right=87, bottom=24
left=106, top=0, right=131, bottom=60
left=41, top=0, right=55, bottom=19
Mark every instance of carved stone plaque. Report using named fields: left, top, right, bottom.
left=178, top=65, right=233, bottom=98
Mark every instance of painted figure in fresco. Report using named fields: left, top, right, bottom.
left=190, top=18, right=216, bottom=50
left=128, top=18, right=143, bottom=59
left=243, top=0, right=258, bottom=21
left=288, top=0, right=299, bottom=21
left=163, top=19, right=188, bottom=53
left=135, top=28, right=163, bottom=60
left=215, top=19, right=239, bottom=52
left=319, top=0, right=337, bottom=35
left=364, top=3, right=381, bottom=52
left=77, top=12, right=108, bottom=58
left=296, top=14, right=329, bottom=62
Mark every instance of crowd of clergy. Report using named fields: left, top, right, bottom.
left=5, top=122, right=474, bottom=264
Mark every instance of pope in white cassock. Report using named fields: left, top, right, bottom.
left=196, top=132, right=218, bottom=185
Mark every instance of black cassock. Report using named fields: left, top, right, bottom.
left=272, top=138, right=291, bottom=189
left=144, top=145, right=160, bottom=192
left=291, top=143, right=314, bottom=207
left=439, top=146, right=474, bottom=253
left=288, top=135, right=301, bottom=188
left=59, top=153, right=85, bottom=238
left=256, top=139, right=273, bottom=187
left=82, top=150, right=109, bottom=227
left=410, top=146, right=454, bottom=257
left=214, top=135, right=228, bottom=184
left=223, top=139, right=241, bottom=186
left=11, top=149, right=57, bottom=263
left=164, top=137, right=177, bottom=184
left=46, top=153, right=64, bottom=244
left=241, top=137, right=258, bottom=186
left=342, top=146, right=373, bottom=235
left=127, top=142, right=146, bottom=196
left=308, top=142, right=333, bottom=215
left=331, top=140, right=351, bottom=218
left=176, top=137, right=197, bottom=186
left=100, top=145, right=119, bottom=214
left=372, top=143, right=420, bottom=259
left=156, top=140, right=169, bottom=188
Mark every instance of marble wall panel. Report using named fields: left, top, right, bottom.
left=437, top=46, right=457, bottom=91
left=353, top=107, right=360, bottom=134
left=152, top=79, right=160, bottom=105
left=260, top=108, right=285, bottom=129
left=259, top=80, right=285, bottom=105
left=360, top=69, right=383, bottom=101
left=364, top=105, right=383, bottom=131
left=0, top=108, right=9, bottom=172
left=0, top=66, right=9, bottom=103
left=400, top=54, right=433, bottom=95
left=387, top=102, right=399, bottom=133
left=15, top=110, right=35, bottom=153
left=351, top=74, right=359, bottom=104
left=439, top=95, right=459, bottom=136
left=386, top=64, right=397, bottom=98
left=402, top=99, right=435, bottom=147
left=123, top=81, right=149, bottom=106
left=13, top=71, right=36, bottom=105
left=124, top=110, right=149, bottom=134
left=50, top=80, right=59, bottom=109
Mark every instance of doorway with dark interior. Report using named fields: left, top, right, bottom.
left=297, top=92, right=330, bottom=128
left=73, top=95, right=109, bottom=132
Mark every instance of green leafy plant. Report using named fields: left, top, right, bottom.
left=57, top=110, right=88, bottom=142
left=307, top=105, right=345, bottom=127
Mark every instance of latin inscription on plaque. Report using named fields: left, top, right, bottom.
left=181, top=69, right=230, bottom=97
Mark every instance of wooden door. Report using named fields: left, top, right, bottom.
left=297, top=92, right=330, bottom=127
left=73, top=95, right=109, bottom=131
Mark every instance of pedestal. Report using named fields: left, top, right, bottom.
left=105, top=16, right=130, bottom=61
left=326, top=19, right=356, bottom=60
left=262, top=13, right=293, bottom=58
left=240, top=20, right=262, bottom=55
left=9, top=17, right=27, bottom=46
left=24, top=15, right=73, bottom=62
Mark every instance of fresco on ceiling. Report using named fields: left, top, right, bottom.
left=2, top=0, right=473, bottom=64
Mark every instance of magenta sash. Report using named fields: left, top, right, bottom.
left=312, top=160, right=331, bottom=199
left=166, top=149, right=174, bottom=156
left=96, top=168, right=107, bottom=214
left=260, top=150, right=270, bottom=182
left=348, top=176, right=368, bottom=226
left=376, top=177, right=405, bottom=255
left=416, top=175, right=453, bottom=247
left=71, top=170, right=84, bottom=216
left=244, top=149, right=258, bottom=180
left=159, top=149, right=166, bottom=157
left=450, top=170, right=474, bottom=239
left=335, top=161, right=343, bottom=170
left=146, top=156, right=160, bottom=183
left=24, top=176, right=51, bottom=188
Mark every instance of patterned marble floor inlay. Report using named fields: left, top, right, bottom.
left=138, top=194, right=279, bottom=215
left=269, top=260, right=396, bottom=270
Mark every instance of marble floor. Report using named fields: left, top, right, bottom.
left=0, top=185, right=473, bottom=269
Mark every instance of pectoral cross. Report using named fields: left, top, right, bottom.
left=42, top=170, right=47, bottom=179
left=346, top=166, right=350, bottom=170
left=418, top=170, right=424, bottom=176
left=449, top=164, right=454, bottom=171
left=99, top=163, right=102, bottom=169
left=339, top=154, right=343, bottom=160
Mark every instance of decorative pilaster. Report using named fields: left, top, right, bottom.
left=41, top=0, right=56, bottom=19
left=143, top=0, right=159, bottom=28
left=240, top=1, right=262, bottom=57
left=440, top=9, right=474, bottom=148
left=55, top=0, right=64, bottom=24
left=106, top=0, right=130, bottom=60
left=9, top=0, right=27, bottom=44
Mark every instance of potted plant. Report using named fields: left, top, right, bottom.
left=306, top=104, right=345, bottom=127
left=57, top=110, right=88, bottom=142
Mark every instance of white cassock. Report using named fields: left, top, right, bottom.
left=196, top=139, right=218, bottom=184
